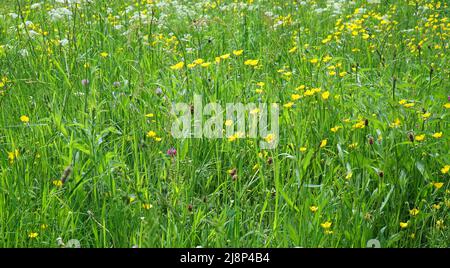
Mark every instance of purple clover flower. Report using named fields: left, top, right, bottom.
left=167, top=147, right=177, bottom=157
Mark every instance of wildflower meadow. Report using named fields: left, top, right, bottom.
left=0, top=0, right=449, bottom=248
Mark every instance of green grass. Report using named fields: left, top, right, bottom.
left=0, top=0, right=449, bottom=248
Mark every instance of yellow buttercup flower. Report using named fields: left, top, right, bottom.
left=52, top=180, right=63, bottom=187
left=228, top=132, right=243, bottom=142
left=28, top=232, right=39, bottom=239
left=142, top=203, right=153, bottom=210
left=170, top=62, right=185, bottom=70
left=432, top=204, right=441, bottom=210
left=433, top=182, right=444, bottom=189
left=244, top=59, right=259, bottom=66
left=20, top=115, right=30, bottom=123
left=309, top=206, right=318, bottom=213
left=228, top=134, right=238, bottom=142
left=283, top=72, right=292, bottom=78
left=339, top=71, right=347, bottom=77
left=0, top=76, right=6, bottom=88
left=320, top=221, right=332, bottom=229
left=291, top=94, right=301, bottom=101
left=321, top=91, right=330, bottom=100
left=300, top=147, right=307, bottom=152
left=322, top=35, right=332, bottom=44
left=441, top=165, right=450, bottom=174
left=348, top=143, right=358, bottom=149
left=220, top=53, right=230, bottom=59
left=432, top=132, right=442, bottom=138
left=8, top=149, right=19, bottom=164
left=345, top=172, right=353, bottom=180
left=389, top=118, right=401, bottom=128
left=409, top=208, right=419, bottom=216
left=200, top=62, right=211, bottom=68
left=233, top=50, right=243, bottom=56
left=322, top=55, right=332, bottom=62
left=320, top=139, right=327, bottom=148
left=421, top=112, right=431, bottom=120
left=304, top=90, right=314, bottom=96
left=264, top=133, right=275, bottom=144
left=310, top=58, right=319, bottom=64
left=283, top=102, right=294, bottom=108
left=146, top=131, right=157, bottom=138
left=193, top=58, right=204, bottom=65
left=330, top=126, right=341, bottom=133
left=352, top=120, right=365, bottom=129
left=400, top=222, right=408, bottom=229
left=288, top=46, right=297, bottom=53
left=100, top=52, right=109, bottom=58
left=415, top=134, right=425, bottom=142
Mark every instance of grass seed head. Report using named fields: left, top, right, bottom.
left=60, top=165, right=73, bottom=184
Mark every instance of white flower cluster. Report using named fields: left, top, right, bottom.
left=48, top=7, right=73, bottom=21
